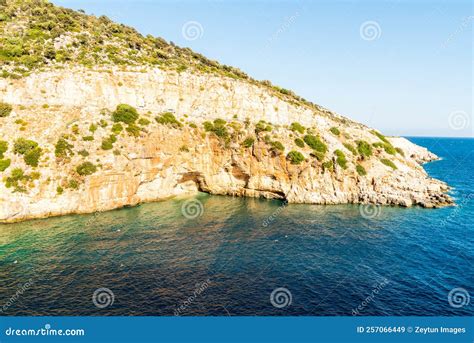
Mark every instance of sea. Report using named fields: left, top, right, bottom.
left=0, top=137, right=472, bottom=316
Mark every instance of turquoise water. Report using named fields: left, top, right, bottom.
left=0, top=138, right=472, bottom=316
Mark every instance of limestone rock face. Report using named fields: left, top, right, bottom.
left=0, top=67, right=452, bottom=223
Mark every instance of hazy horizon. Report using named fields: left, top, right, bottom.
left=53, top=0, right=473, bottom=138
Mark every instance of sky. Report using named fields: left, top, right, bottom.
left=53, top=0, right=473, bottom=137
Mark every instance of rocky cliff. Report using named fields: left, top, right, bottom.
left=0, top=1, right=452, bottom=223
left=0, top=66, right=452, bottom=223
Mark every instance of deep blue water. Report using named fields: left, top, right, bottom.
left=0, top=137, right=472, bottom=316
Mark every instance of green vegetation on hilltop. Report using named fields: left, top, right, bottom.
left=0, top=0, right=328, bottom=115
left=0, top=0, right=251, bottom=80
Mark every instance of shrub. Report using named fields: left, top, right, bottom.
left=179, top=145, right=189, bottom=152
left=213, top=118, right=227, bottom=126
left=343, top=143, right=357, bottom=155
left=0, top=140, right=8, bottom=158
left=357, top=140, right=373, bottom=158
left=14, top=138, right=38, bottom=155
left=373, top=142, right=396, bottom=155
left=304, top=135, right=327, bottom=153
left=212, top=125, right=229, bottom=139
left=89, top=123, right=98, bottom=133
left=112, top=104, right=139, bottom=124
left=203, top=120, right=229, bottom=139
left=57, top=186, right=64, bottom=195
left=24, top=147, right=42, bottom=167
left=67, top=179, right=79, bottom=190
left=383, top=144, right=397, bottom=155
left=138, top=118, right=150, bottom=126
left=242, top=137, right=255, bottom=148
left=290, top=122, right=305, bottom=134
left=371, top=130, right=389, bottom=143
left=330, top=127, right=340, bottom=136
left=5, top=168, right=29, bottom=193
left=380, top=158, right=397, bottom=170
left=287, top=150, right=305, bottom=164
left=101, top=135, right=117, bottom=150
left=189, top=122, right=197, bottom=128
left=311, top=151, right=325, bottom=161
left=203, top=121, right=214, bottom=131
left=322, top=160, right=333, bottom=171
left=334, top=150, right=347, bottom=169
left=99, top=119, right=108, bottom=128
left=30, top=172, right=40, bottom=180
left=255, top=120, right=272, bottom=134
left=14, top=138, right=42, bottom=166
left=55, top=138, right=74, bottom=158
left=76, top=162, right=97, bottom=176
left=395, top=147, right=405, bottom=156
left=270, top=141, right=285, bottom=153
left=126, top=123, right=140, bottom=137
left=0, top=102, right=12, bottom=117
left=156, top=112, right=182, bottom=128
left=71, top=124, right=80, bottom=135
left=78, top=149, right=89, bottom=157
left=0, top=159, right=11, bottom=172
left=111, top=123, right=123, bottom=134
left=356, top=164, right=367, bottom=176
left=294, top=138, right=305, bottom=148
